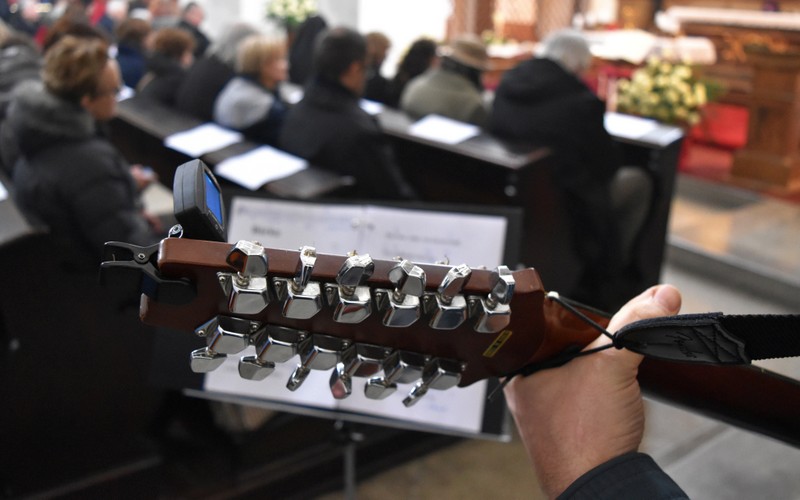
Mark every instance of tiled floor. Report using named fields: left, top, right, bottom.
left=314, top=174, right=800, bottom=500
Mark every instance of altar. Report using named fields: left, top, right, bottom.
left=662, top=6, right=800, bottom=190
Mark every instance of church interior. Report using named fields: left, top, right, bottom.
left=1, top=0, right=799, bottom=498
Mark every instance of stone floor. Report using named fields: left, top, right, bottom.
left=313, top=174, right=800, bottom=500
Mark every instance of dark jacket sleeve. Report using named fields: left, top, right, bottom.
left=558, top=452, right=689, bottom=500
left=65, top=141, right=159, bottom=253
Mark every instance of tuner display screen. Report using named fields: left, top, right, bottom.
left=205, top=172, right=223, bottom=225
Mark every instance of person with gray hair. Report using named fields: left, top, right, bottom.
left=535, top=28, right=592, bottom=75
left=488, top=29, right=635, bottom=310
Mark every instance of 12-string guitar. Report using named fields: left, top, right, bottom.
left=100, top=160, right=800, bottom=446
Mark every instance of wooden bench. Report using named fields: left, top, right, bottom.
left=378, top=107, right=684, bottom=308
left=109, top=97, right=353, bottom=199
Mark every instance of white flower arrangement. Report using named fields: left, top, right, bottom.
left=616, top=57, right=709, bottom=126
left=266, top=0, right=317, bottom=29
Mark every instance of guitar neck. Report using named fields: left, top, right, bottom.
left=122, top=238, right=800, bottom=446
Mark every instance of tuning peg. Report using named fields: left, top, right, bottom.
left=403, top=358, right=464, bottom=407
left=220, top=240, right=270, bottom=315
left=286, top=334, right=350, bottom=391
left=238, top=325, right=308, bottom=381
left=430, top=264, right=471, bottom=330
left=474, top=266, right=515, bottom=334
left=364, top=351, right=428, bottom=400
left=379, top=260, right=426, bottom=328
left=190, top=316, right=260, bottom=373
left=329, top=344, right=391, bottom=399
left=328, top=254, right=374, bottom=324
left=273, top=246, right=323, bottom=320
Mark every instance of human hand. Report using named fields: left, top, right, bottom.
left=130, top=164, right=157, bottom=191
left=504, top=284, right=682, bottom=499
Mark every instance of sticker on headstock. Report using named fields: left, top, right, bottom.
left=483, top=330, right=513, bottom=358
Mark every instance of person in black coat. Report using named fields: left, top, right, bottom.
left=114, top=17, right=150, bottom=89
left=137, top=26, right=194, bottom=106
left=4, top=36, right=159, bottom=268
left=489, top=29, right=624, bottom=309
left=174, top=22, right=258, bottom=120
left=278, top=27, right=415, bottom=201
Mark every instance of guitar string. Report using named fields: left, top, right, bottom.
left=489, top=294, right=617, bottom=400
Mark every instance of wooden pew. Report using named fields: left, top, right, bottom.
left=378, top=107, right=684, bottom=308
left=109, top=97, right=353, bottom=199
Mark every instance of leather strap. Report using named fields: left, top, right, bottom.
left=614, top=313, right=800, bottom=364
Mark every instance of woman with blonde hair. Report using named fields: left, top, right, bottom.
left=213, top=34, right=288, bottom=145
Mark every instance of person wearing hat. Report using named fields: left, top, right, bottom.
left=399, top=34, right=489, bottom=126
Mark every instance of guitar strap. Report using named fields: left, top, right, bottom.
left=614, top=313, right=800, bottom=364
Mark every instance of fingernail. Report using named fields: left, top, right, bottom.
left=653, top=285, right=681, bottom=313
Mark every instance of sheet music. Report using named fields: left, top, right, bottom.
left=226, top=197, right=507, bottom=267
left=209, top=196, right=510, bottom=436
left=214, top=146, right=308, bottom=191
left=408, top=114, right=481, bottom=145
left=164, top=123, right=243, bottom=157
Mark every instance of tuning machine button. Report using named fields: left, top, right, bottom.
left=472, top=266, right=515, bottom=333
left=273, top=246, right=323, bottom=320
left=218, top=240, right=270, bottom=315
left=364, top=351, right=428, bottom=400
left=329, top=344, right=391, bottom=399
left=377, top=260, right=426, bottom=328
left=403, top=358, right=465, bottom=407
left=327, top=254, right=374, bottom=324
left=286, top=334, right=350, bottom=391
left=238, top=325, right=309, bottom=381
left=190, top=316, right=261, bottom=373
left=429, top=264, right=471, bottom=330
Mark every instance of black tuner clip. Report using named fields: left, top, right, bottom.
left=99, top=241, right=196, bottom=307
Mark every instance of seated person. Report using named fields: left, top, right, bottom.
left=278, top=27, right=415, bottom=200
left=362, top=31, right=390, bottom=103
left=137, top=26, right=195, bottom=106
left=488, top=29, right=625, bottom=309
left=114, top=17, right=151, bottom=89
left=4, top=35, right=160, bottom=269
left=400, top=34, right=488, bottom=126
left=384, top=37, right=437, bottom=109
left=174, top=22, right=259, bottom=121
left=287, top=14, right=327, bottom=86
left=213, top=34, right=287, bottom=145
left=177, top=1, right=210, bottom=58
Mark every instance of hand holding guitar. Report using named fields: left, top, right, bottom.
left=505, top=285, right=684, bottom=498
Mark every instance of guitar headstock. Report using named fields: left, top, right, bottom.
left=106, top=237, right=600, bottom=406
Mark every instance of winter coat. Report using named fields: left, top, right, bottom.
left=174, top=55, right=235, bottom=120
left=278, top=78, right=415, bottom=200
left=489, top=57, right=624, bottom=306
left=213, top=76, right=287, bottom=145
left=4, top=82, right=158, bottom=268
left=400, top=68, right=487, bottom=126
left=137, top=54, right=187, bottom=107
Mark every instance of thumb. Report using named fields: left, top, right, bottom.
left=607, top=284, right=682, bottom=334
left=587, top=285, right=682, bottom=365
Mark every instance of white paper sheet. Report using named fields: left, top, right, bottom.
left=209, top=196, right=511, bottom=436
left=0, top=179, right=7, bottom=202
left=408, top=114, right=481, bottom=145
left=359, top=99, right=384, bottom=115
left=604, top=112, right=660, bottom=140
left=164, top=123, right=243, bottom=157
left=213, top=146, right=308, bottom=191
